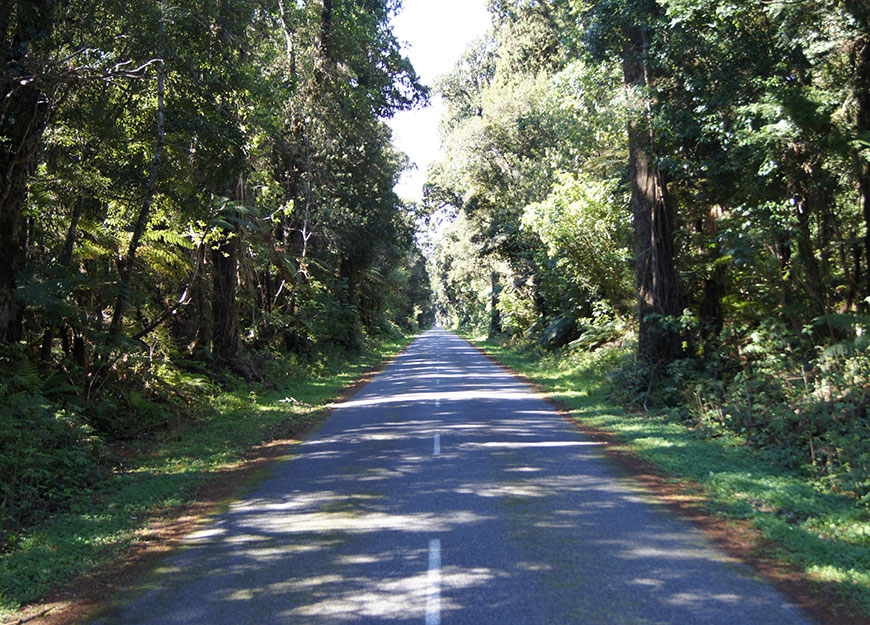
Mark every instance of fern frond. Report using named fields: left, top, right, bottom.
left=812, top=313, right=870, bottom=334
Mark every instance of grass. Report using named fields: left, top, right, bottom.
left=0, top=333, right=415, bottom=620
left=468, top=334, right=870, bottom=621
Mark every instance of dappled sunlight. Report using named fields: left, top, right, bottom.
left=616, top=542, right=733, bottom=563
left=454, top=482, right=550, bottom=499
left=276, top=566, right=497, bottom=622
left=665, top=592, right=744, bottom=608
left=233, top=509, right=493, bottom=535
left=94, top=329, right=812, bottom=625
left=335, top=387, right=531, bottom=409
left=460, top=440, right=597, bottom=449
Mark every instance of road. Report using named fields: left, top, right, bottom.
left=90, top=328, right=814, bottom=624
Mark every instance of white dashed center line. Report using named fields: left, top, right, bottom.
left=426, top=539, right=442, bottom=625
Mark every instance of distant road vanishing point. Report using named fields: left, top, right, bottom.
left=90, top=328, right=815, bottom=625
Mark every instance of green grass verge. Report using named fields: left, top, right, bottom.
left=0, top=334, right=415, bottom=619
left=468, top=335, right=870, bottom=620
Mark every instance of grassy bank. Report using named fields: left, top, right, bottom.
left=469, top=335, right=870, bottom=622
left=0, top=334, right=415, bottom=621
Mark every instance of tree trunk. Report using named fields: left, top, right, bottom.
left=318, top=0, right=333, bottom=58
left=775, top=234, right=794, bottom=320
left=622, top=24, right=683, bottom=364
left=339, top=254, right=362, bottom=352
left=107, top=11, right=166, bottom=343
left=40, top=197, right=86, bottom=362
left=854, top=35, right=870, bottom=305
left=698, top=206, right=725, bottom=348
left=190, top=250, right=213, bottom=355
left=794, top=196, right=826, bottom=318
left=489, top=270, right=502, bottom=338
left=212, top=217, right=240, bottom=361
left=0, top=1, right=57, bottom=343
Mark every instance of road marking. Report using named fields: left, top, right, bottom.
left=433, top=434, right=440, bottom=456
left=426, top=539, right=441, bottom=625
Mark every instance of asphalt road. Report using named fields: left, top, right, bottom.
left=90, top=328, right=815, bottom=624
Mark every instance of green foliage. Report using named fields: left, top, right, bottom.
left=521, top=171, right=633, bottom=313
left=569, top=303, right=627, bottom=351
left=0, top=352, right=106, bottom=553
left=0, top=333, right=415, bottom=617
left=610, top=316, right=870, bottom=509
left=429, top=210, right=496, bottom=332
left=2, top=0, right=428, bottom=425
left=0, top=11, right=432, bottom=617
left=428, top=2, right=630, bottom=337
left=431, top=0, right=870, bottom=533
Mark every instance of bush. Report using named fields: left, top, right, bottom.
left=0, top=361, right=106, bottom=552
left=612, top=317, right=870, bottom=505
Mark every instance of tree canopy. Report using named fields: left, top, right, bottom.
left=4, top=0, right=870, bottom=570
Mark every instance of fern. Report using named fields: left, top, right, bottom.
left=6, top=359, right=43, bottom=395
left=0, top=353, right=104, bottom=551
left=812, top=312, right=870, bottom=333
left=812, top=313, right=870, bottom=358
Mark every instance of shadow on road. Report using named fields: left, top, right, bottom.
left=91, top=330, right=812, bottom=625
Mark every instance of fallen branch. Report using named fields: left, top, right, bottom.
left=7, top=607, right=53, bottom=625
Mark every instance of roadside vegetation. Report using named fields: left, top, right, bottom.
left=5, top=0, right=870, bottom=621
left=470, top=334, right=870, bottom=622
left=0, top=333, right=414, bottom=620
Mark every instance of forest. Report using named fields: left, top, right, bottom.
left=1, top=0, right=432, bottom=553
left=425, top=0, right=870, bottom=511
left=1, top=0, right=870, bottom=611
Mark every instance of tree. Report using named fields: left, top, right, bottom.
left=1, top=2, right=61, bottom=343
left=428, top=3, right=584, bottom=337
left=582, top=0, right=684, bottom=362
left=4, top=0, right=429, bottom=414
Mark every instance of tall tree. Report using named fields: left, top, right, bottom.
left=0, top=1, right=59, bottom=342
left=623, top=9, right=682, bottom=361
left=585, top=0, right=683, bottom=362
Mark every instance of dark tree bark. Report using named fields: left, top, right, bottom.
left=621, top=23, right=683, bottom=363
left=318, top=0, right=333, bottom=58
left=854, top=35, right=870, bottom=305
left=40, top=196, right=86, bottom=363
left=698, top=207, right=725, bottom=347
left=339, top=254, right=362, bottom=352
left=0, top=1, right=57, bottom=343
left=108, top=54, right=165, bottom=343
left=212, top=218, right=240, bottom=361
left=489, top=270, right=502, bottom=338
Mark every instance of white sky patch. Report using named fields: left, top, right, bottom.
left=389, top=0, right=491, bottom=202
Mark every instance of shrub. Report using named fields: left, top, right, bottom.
left=0, top=360, right=106, bottom=552
left=612, top=315, right=870, bottom=505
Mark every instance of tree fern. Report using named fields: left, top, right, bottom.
left=810, top=313, right=870, bottom=357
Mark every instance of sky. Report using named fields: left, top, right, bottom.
left=388, top=0, right=492, bottom=202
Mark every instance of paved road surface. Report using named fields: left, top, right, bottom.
left=90, top=328, right=814, bottom=624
